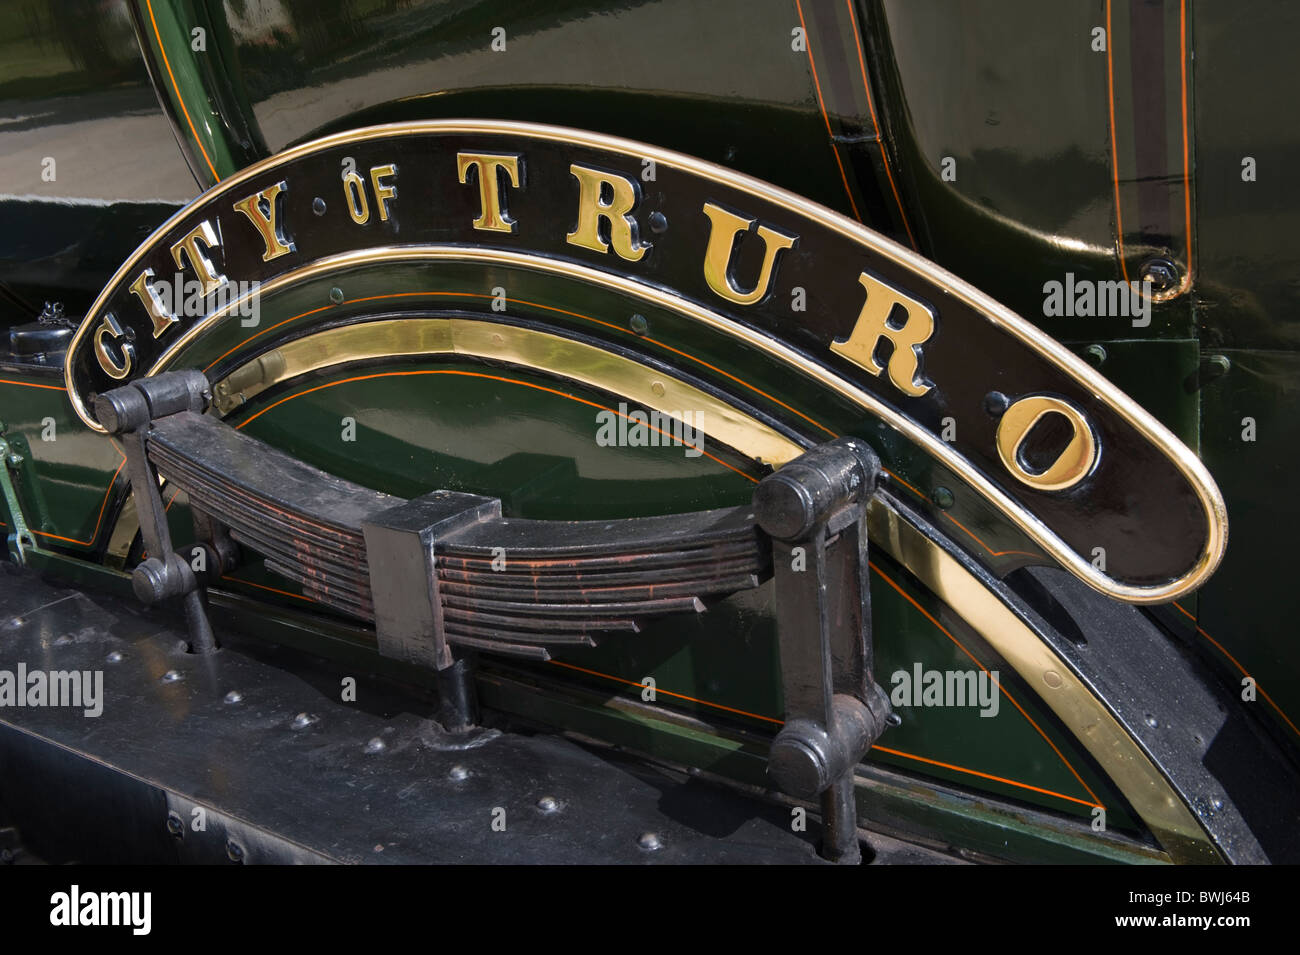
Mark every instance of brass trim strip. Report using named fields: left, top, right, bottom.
left=148, top=244, right=1210, bottom=605
left=215, top=317, right=805, bottom=469
left=64, top=120, right=1226, bottom=605
left=211, top=330, right=1218, bottom=862
left=866, top=504, right=1219, bottom=864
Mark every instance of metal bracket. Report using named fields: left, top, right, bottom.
left=94, top=370, right=218, bottom=654
left=753, top=437, right=892, bottom=864
left=362, top=491, right=502, bottom=730
left=0, top=433, right=36, bottom=563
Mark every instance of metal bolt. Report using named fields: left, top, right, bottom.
left=448, top=764, right=470, bottom=781
left=648, top=211, right=668, bottom=234
left=6, top=452, right=22, bottom=468
left=312, top=197, right=327, bottom=215
left=1083, top=344, right=1107, bottom=367
left=629, top=313, right=648, bottom=335
left=1139, top=257, right=1180, bottom=298
left=886, top=712, right=903, bottom=727
left=165, top=812, right=184, bottom=838
left=364, top=737, right=386, bottom=754
left=329, top=287, right=344, bottom=305
left=226, top=840, right=245, bottom=863
left=223, top=690, right=243, bottom=704
left=637, top=832, right=662, bottom=851
left=931, top=486, right=955, bottom=510
left=291, top=712, right=317, bottom=729
left=161, top=670, right=183, bottom=683
left=537, top=795, right=560, bottom=813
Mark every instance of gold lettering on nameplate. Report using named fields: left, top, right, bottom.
left=93, top=313, right=135, bottom=380
left=369, top=164, right=397, bottom=221
left=127, top=268, right=178, bottom=338
left=169, top=219, right=228, bottom=297
left=996, top=395, right=1097, bottom=491
left=566, top=164, right=649, bottom=262
left=343, top=170, right=369, bottom=224
left=231, top=180, right=294, bottom=262
left=457, top=153, right=522, bottom=233
left=830, top=272, right=935, bottom=398
left=701, top=203, right=797, bottom=306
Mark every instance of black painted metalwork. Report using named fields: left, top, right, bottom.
left=754, top=437, right=892, bottom=864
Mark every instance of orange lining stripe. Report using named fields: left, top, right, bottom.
left=232, top=369, right=759, bottom=484
left=1106, top=0, right=1195, bottom=290
left=871, top=559, right=1103, bottom=807
left=1104, top=0, right=1131, bottom=285
left=200, top=290, right=837, bottom=438
left=843, top=0, right=918, bottom=250
left=146, top=0, right=219, bottom=183
left=1171, top=602, right=1299, bottom=740
left=1177, top=0, right=1193, bottom=283
left=870, top=745, right=1100, bottom=809
left=884, top=468, right=1044, bottom=561
left=27, top=450, right=127, bottom=547
left=795, top=0, right=863, bottom=222
left=547, top=659, right=1095, bottom=808
left=943, top=513, right=1043, bottom=561
left=0, top=379, right=66, bottom=392
left=548, top=659, right=783, bottom=724
left=0, top=377, right=126, bottom=546
left=221, top=574, right=314, bottom=602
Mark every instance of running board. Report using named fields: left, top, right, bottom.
left=95, top=371, right=891, bottom=862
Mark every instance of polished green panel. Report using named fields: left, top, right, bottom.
left=1192, top=349, right=1300, bottom=752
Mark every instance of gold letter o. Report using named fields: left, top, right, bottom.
left=995, top=395, right=1097, bottom=491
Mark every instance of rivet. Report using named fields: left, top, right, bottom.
left=537, top=795, right=560, bottom=813
left=165, top=813, right=184, bottom=838
left=1083, top=344, right=1107, bottom=367
left=106, top=650, right=123, bottom=663
left=650, top=380, right=666, bottom=397
left=161, top=670, right=183, bottom=683
left=1210, top=797, right=1224, bottom=812
left=637, top=832, right=662, bottom=851
left=1144, top=714, right=1159, bottom=729
left=53, top=634, right=72, bottom=646
left=886, top=712, right=903, bottom=727
left=364, top=737, right=386, bottom=754
left=983, top=391, right=1010, bottom=417
left=291, top=712, right=318, bottom=729
left=449, top=764, right=470, bottom=781
left=648, top=211, right=668, bottom=234
left=1043, top=670, right=1063, bottom=688
left=931, top=486, right=955, bottom=510
left=630, top=313, right=649, bottom=335
left=329, top=287, right=344, bottom=305
left=312, top=197, right=327, bottom=215
left=226, top=840, right=245, bottom=863
left=223, top=690, right=243, bottom=704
